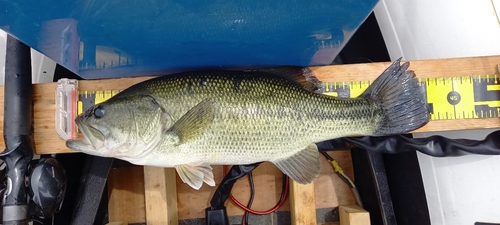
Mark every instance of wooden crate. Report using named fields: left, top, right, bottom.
left=107, top=150, right=356, bottom=225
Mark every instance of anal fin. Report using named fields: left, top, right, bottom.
left=175, top=162, right=215, bottom=190
left=272, top=143, right=321, bottom=184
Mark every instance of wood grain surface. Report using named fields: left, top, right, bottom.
left=0, top=55, right=498, bottom=155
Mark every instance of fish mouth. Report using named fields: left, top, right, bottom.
left=79, top=126, right=95, bottom=147
left=70, top=119, right=105, bottom=151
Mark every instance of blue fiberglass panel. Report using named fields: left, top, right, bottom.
left=0, top=0, right=378, bottom=79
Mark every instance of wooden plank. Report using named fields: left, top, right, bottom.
left=107, top=151, right=354, bottom=222
left=106, top=222, right=128, bottom=225
left=314, top=151, right=355, bottom=208
left=310, top=55, right=500, bottom=81
left=143, top=166, right=178, bottom=225
left=107, top=166, right=146, bottom=223
left=0, top=55, right=498, bottom=155
left=339, top=205, right=370, bottom=225
left=290, top=181, right=317, bottom=225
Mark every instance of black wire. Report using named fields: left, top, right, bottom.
left=279, top=174, right=288, bottom=201
left=244, top=171, right=255, bottom=225
left=338, top=173, right=355, bottom=188
left=242, top=171, right=288, bottom=225
left=321, top=151, right=355, bottom=188
left=320, top=151, right=334, bottom=161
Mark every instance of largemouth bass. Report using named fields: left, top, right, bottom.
left=66, top=59, right=429, bottom=190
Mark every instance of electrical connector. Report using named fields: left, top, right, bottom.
left=205, top=206, right=229, bottom=225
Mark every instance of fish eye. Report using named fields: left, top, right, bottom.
left=93, top=105, right=105, bottom=119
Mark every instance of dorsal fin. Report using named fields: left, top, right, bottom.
left=253, top=67, right=323, bottom=93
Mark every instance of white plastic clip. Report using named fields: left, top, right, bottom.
left=55, top=78, right=78, bottom=140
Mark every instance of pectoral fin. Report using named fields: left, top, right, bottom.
left=272, top=143, right=321, bottom=184
left=167, top=99, right=216, bottom=144
left=175, top=163, right=215, bottom=190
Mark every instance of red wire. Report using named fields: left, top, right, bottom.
left=242, top=211, right=248, bottom=225
left=223, top=165, right=289, bottom=215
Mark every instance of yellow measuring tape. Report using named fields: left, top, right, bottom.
left=321, top=75, right=500, bottom=120
left=76, top=90, right=122, bottom=115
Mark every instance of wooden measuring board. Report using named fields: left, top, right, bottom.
left=0, top=55, right=499, bottom=155
left=74, top=75, right=500, bottom=122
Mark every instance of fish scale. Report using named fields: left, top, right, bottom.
left=64, top=60, right=429, bottom=190
left=151, top=75, right=313, bottom=162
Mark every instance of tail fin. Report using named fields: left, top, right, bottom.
left=361, top=58, right=430, bottom=136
